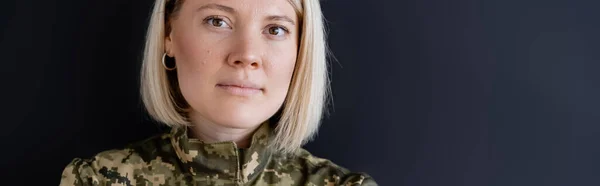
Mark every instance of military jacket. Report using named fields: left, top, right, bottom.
left=59, top=123, right=377, bottom=186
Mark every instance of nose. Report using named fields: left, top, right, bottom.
left=226, top=33, right=263, bottom=69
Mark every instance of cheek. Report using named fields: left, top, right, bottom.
left=175, top=44, right=214, bottom=94
left=175, top=38, right=210, bottom=68
left=172, top=30, right=223, bottom=78
left=172, top=33, right=223, bottom=105
left=171, top=22, right=225, bottom=69
left=266, top=52, right=298, bottom=98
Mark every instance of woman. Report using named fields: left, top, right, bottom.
left=60, top=0, right=376, bottom=185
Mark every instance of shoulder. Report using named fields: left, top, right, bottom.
left=270, top=148, right=378, bottom=186
left=59, top=133, right=180, bottom=186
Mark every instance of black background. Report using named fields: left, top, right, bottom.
left=2, top=0, right=600, bottom=185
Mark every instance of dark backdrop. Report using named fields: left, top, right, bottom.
left=2, top=0, right=599, bottom=185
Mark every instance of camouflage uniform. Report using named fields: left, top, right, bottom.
left=59, top=123, right=377, bottom=186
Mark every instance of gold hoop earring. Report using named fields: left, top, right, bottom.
left=162, top=53, right=176, bottom=70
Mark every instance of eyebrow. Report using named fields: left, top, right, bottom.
left=195, top=3, right=296, bottom=26
left=195, top=3, right=235, bottom=14
left=266, top=15, right=296, bottom=26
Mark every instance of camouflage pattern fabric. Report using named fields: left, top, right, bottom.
left=59, top=123, right=377, bottom=186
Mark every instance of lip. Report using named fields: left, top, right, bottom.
left=216, top=80, right=263, bottom=96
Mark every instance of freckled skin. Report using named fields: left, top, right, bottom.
left=165, top=0, right=299, bottom=131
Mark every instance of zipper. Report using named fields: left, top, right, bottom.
left=236, top=147, right=245, bottom=186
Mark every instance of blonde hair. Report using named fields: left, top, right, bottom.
left=140, top=0, right=329, bottom=154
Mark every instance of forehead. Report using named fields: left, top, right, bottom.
left=181, top=0, right=298, bottom=18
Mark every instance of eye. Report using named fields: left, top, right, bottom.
left=205, top=16, right=230, bottom=28
left=266, top=26, right=288, bottom=36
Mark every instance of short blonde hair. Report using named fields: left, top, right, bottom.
left=140, top=0, right=329, bottom=154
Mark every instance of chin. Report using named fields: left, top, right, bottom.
left=207, top=110, right=269, bottom=129
left=201, top=98, right=279, bottom=129
left=188, top=95, right=283, bottom=130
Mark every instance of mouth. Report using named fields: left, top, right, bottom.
left=216, top=81, right=263, bottom=96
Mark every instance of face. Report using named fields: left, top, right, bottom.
left=165, top=0, right=299, bottom=129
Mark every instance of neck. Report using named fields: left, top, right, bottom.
left=188, top=112, right=258, bottom=148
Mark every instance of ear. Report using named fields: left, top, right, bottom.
left=164, top=32, right=174, bottom=57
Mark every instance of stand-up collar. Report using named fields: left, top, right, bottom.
left=170, top=122, right=272, bottom=184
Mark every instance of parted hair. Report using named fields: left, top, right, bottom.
left=140, top=0, right=329, bottom=154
